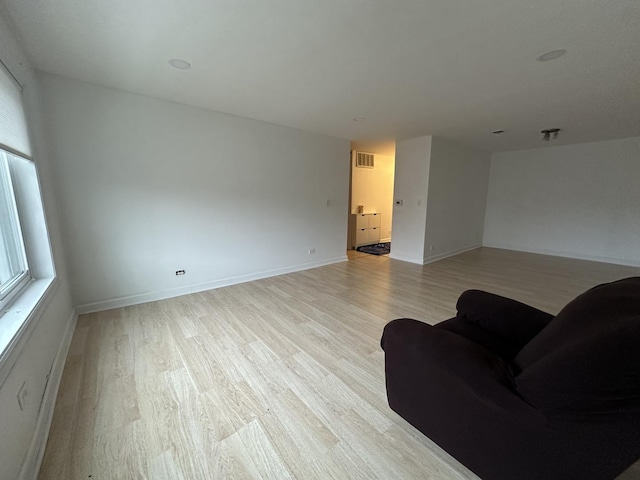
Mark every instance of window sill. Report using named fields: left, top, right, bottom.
left=0, top=277, right=57, bottom=387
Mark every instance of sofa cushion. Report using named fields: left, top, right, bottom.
left=514, top=277, right=640, bottom=414
left=453, top=290, right=554, bottom=359
left=435, top=316, right=520, bottom=360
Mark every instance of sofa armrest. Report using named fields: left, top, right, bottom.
left=381, top=318, right=541, bottom=416
left=456, top=290, right=553, bottom=354
left=381, top=319, right=550, bottom=480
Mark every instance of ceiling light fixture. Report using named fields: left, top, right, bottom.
left=536, top=49, right=567, bottom=62
left=169, top=58, right=191, bottom=70
left=541, top=128, right=561, bottom=141
left=353, top=117, right=365, bottom=122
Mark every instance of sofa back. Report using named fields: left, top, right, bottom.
left=514, top=277, right=640, bottom=414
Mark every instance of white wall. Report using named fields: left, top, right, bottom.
left=389, top=135, right=431, bottom=263
left=424, top=137, right=491, bottom=262
left=484, top=136, right=640, bottom=266
left=350, top=152, right=395, bottom=242
left=39, top=73, right=351, bottom=311
left=0, top=12, right=74, bottom=480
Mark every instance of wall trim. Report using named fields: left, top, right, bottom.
left=481, top=243, right=640, bottom=267
left=19, top=308, right=77, bottom=480
left=388, top=253, right=424, bottom=264
left=423, top=244, right=482, bottom=265
left=76, top=255, right=348, bottom=314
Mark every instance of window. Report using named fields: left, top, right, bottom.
left=0, top=149, right=31, bottom=311
left=0, top=58, right=55, bottom=373
left=0, top=59, right=33, bottom=317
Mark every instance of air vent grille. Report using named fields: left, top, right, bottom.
left=355, top=151, right=374, bottom=168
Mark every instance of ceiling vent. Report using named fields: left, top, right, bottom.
left=355, top=151, right=374, bottom=168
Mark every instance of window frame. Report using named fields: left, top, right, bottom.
left=0, top=149, right=57, bottom=384
left=0, top=149, right=32, bottom=312
left=0, top=56, right=58, bottom=388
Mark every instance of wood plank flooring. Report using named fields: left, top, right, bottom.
left=39, top=247, right=640, bottom=479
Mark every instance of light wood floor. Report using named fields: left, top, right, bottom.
left=346, top=249, right=388, bottom=260
left=39, top=247, right=640, bottom=479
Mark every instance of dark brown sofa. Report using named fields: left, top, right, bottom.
left=381, top=277, right=640, bottom=480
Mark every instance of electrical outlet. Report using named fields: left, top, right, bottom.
left=430, top=245, right=434, bottom=251
left=17, top=382, right=29, bottom=411
left=175, top=270, right=186, bottom=276
left=308, top=248, right=316, bottom=255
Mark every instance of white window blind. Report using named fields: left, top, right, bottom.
left=0, top=61, right=31, bottom=159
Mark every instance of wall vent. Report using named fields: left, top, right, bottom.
left=355, top=151, right=374, bottom=168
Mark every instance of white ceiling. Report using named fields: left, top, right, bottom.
left=2, top=0, right=640, bottom=153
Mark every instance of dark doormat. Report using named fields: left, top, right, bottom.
left=356, top=242, right=391, bottom=256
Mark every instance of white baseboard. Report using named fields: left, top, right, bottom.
left=423, top=244, right=482, bottom=265
left=388, top=253, right=424, bottom=264
left=19, top=309, right=78, bottom=480
left=76, top=256, right=348, bottom=314
left=482, top=243, right=640, bottom=267
left=390, top=244, right=482, bottom=265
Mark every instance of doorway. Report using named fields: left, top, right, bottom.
left=346, top=142, right=396, bottom=258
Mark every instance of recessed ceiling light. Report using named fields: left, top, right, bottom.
left=492, top=129, right=505, bottom=135
left=169, top=58, right=191, bottom=70
left=536, top=49, right=567, bottom=62
left=353, top=117, right=365, bottom=122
